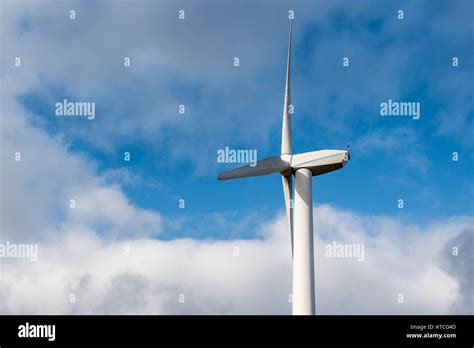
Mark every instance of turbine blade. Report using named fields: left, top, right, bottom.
left=217, top=156, right=289, bottom=180
left=282, top=174, right=294, bottom=258
left=281, top=19, right=293, bottom=155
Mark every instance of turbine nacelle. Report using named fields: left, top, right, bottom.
left=290, top=149, right=349, bottom=176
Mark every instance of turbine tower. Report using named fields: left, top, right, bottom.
left=217, top=20, right=350, bottom=315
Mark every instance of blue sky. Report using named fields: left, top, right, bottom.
left=13, top=0, right=473, bottom=240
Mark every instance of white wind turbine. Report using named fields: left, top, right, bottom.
left=218, top=20, right=350, bottom=315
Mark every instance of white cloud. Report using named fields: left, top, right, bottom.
left=0, top=87, right=162, bottom=242
left=0, top=206, right=471, bottom=314
left=67, top=186, right=161, bottom=239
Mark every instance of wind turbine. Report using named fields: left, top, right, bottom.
left=217, top=20, right=350, bottom=315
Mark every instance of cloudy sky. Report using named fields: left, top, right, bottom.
left=0, top=0, right=472, bottom=314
